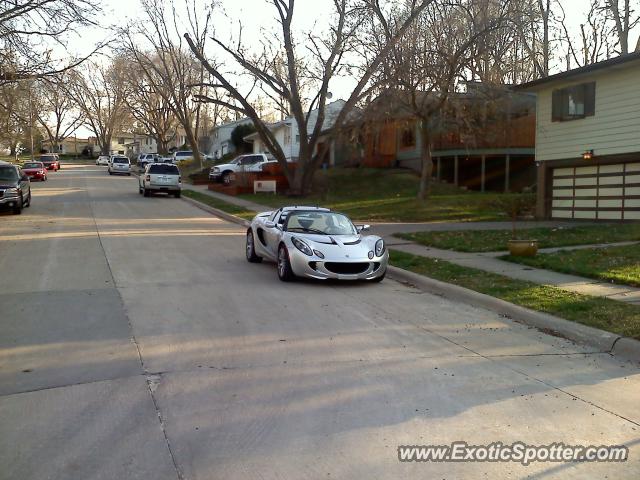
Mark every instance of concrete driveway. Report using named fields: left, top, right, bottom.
left=0, top=164, right=638, bottom=479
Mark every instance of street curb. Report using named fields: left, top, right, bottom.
left=180, top=194, right=250, bottom=227
left=387, top=265, right=640, bottom=364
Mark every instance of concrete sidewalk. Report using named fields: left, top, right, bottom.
left=388, top=238, right=640, bottom=305
left=182, top=184, right=271, bottom=213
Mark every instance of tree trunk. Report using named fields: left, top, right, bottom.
left=418, top=126, right=434, bottom=200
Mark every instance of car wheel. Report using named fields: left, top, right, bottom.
left=12, top=198, right=22, bottom=215
left=25, top=192, right=31, bottom=207
left=43, top=175, right=47, bottom=181
left=143, top=188, right=150, bottom=197
left=246, top=230, right=263, bottom=263
left=277, top=244, right=295, bottom=282
left=174, top=191, right=181, bottom=198
left=371, top=270, right=386, bottom=283
left=222, top=172, right=231, bottom=185
left=139, top=187, right=143, bottom=195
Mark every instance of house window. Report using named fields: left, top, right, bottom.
left=284, top=129, right=291, bottom=145
left=295, top=135, right=300, bottom=143
left=400, top=122, right=416, bottom=149
left=552, top=82, right=595, bottom=122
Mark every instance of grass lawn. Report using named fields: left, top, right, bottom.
left=390, top=249, right=640, bottom=339
left=503, top=244, right=640, bottom=287
left=397, top=224, right=640, bottom=253
left=239, top=168, right=531, bottom=223
left=181, top=190, right=257, bottom=221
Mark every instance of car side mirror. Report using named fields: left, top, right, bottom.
left=356, top=224, right=370, bottom=232
left=21, top=175, right=29, bottom=182
left=264, top=221, right=276, bottom=228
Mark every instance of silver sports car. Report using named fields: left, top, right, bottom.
left=246, top=206, right=388, bottom=282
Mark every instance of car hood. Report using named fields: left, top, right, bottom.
left=212, top=163, right=235, bottom=170
left=290, top=233, right=381, bottom=257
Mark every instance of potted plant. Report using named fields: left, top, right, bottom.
left=495, top=195, right=538, bottom=256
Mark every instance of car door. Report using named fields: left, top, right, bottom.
left=18, top=168, right=30, bottom=201
left=263, top=210, right=287, bottom=257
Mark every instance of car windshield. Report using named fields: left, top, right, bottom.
left=40, top=155, right=55, bottom=161
left=149, top=164, right=179, bottom=174
left=0, top=166, right=19, bottom=182
left=23, top=163, right=43, bottom=169
left=113, top=158, right=128, bottom=164
left=176, top=151, right=192, bottom=157
left=286, top=211, right=356, bottom=235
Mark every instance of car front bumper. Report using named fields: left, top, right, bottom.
left=289, top=251, right=388, bottom=281
left=0, top=195, right=20, bottom=207
left=26, top=172, right=45, bottom=180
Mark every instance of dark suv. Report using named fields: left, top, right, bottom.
left=0, top=161, right=31, bottom=214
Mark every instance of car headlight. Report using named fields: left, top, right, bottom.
left=3, top=188, right=18, bottom=197
left=292, top=237, right=313, bottom=256
left=375, top=239, right=385, bottom=257
left=213, top=167, right=220, bottom=173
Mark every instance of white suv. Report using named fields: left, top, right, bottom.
left=96, top=155, right=110, bottom=166
left=209, top=153, right=276, bottom=184
left=108, top=156, right=131, bottom=175
left=139, top=163, right=181, bottom=197
left=173, top=150, right=194, bottom=164
left=138, top=153, right=160, bottom=169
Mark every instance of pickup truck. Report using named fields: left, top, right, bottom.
left=209, top=153, right=276, bottom=184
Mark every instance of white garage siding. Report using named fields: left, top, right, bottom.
left=551, top=162, right=640, bottom=220
left=535, top=63, right=640, bottom=162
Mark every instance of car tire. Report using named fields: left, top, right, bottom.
left=143, top=188, right=150, bottom=197
left=222, top=171, right=231, bottom=185
left=109, top=171, right=113, bottom=175
left=139, top=187, right=143, bottom=195
left=12, top=198, right=22, bottom=215
left=174, top=191, right=181, bottom=198
left=246, top=230, right=263, bottom=263
left=43, top=175, right=47, bottom=181
left=371, top=270, right=386, bottom=283
left=277, top=244, right=295, bottom=282
left=25, top=192, right=31, bottom=207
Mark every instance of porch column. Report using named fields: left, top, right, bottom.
left=436, top=156, right=441, bottom=181
left=454, top=155, right=459, bottom=186
left=481, top=155, right=486, bottom=192
left=504, top=154, right=510, bottom=192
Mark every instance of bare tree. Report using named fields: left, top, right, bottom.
left=184, top=0, right=441, bottom=196
left=35, top=74, right=85, bottom=152
left=69, top=58, right=130, bottom=155
left=374, top=0, right=508, bottom=199
left=121, top=0, right=212, bottom=167
left=123, top=62, right=178, bottom=155
left=604, top=0, right=640, bottom=54
left=0, top=0, right=103, bottom=84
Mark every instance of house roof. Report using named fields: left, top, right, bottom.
left=515, top=52, right=640, bottom=91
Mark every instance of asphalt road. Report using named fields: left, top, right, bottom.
left=1, top=164, right=639, bottom=479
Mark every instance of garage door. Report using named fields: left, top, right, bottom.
left=551, top=162, right=640, bottom=220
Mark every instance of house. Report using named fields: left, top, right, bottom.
left=208, top=118, right=254, bottom=159
left=110, top=133, right=157, bottom=157
left=41, top=136, right=96, bottom=155
left=517, top=52, right=640, bottom=221
left=353, top=85, right=537, bottom=192
left=245, top=100, right=347, bottom=165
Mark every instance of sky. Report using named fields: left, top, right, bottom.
left=68, top=0, right=638, bottom=138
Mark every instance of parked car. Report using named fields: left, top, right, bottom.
left=96, top=155, right=110, bottom=166
left=209, top=153, right=276, bottom=184
left=173, top=150, right=194, bottom=164
left=21, top=161, right=47, bottom=181
left=108, top=156, right=131, bottom=175
left=246, top=206, right=387, bottom=282
left=39, top=154, right=60, bottom=171
left=137, top=153, right=160, bottom=169
left=0, top=161, right=31, bottom=214
left=138, top=163, right=181, bottom=197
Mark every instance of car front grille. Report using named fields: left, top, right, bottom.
left=324, top=262, right=370, bottom=275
